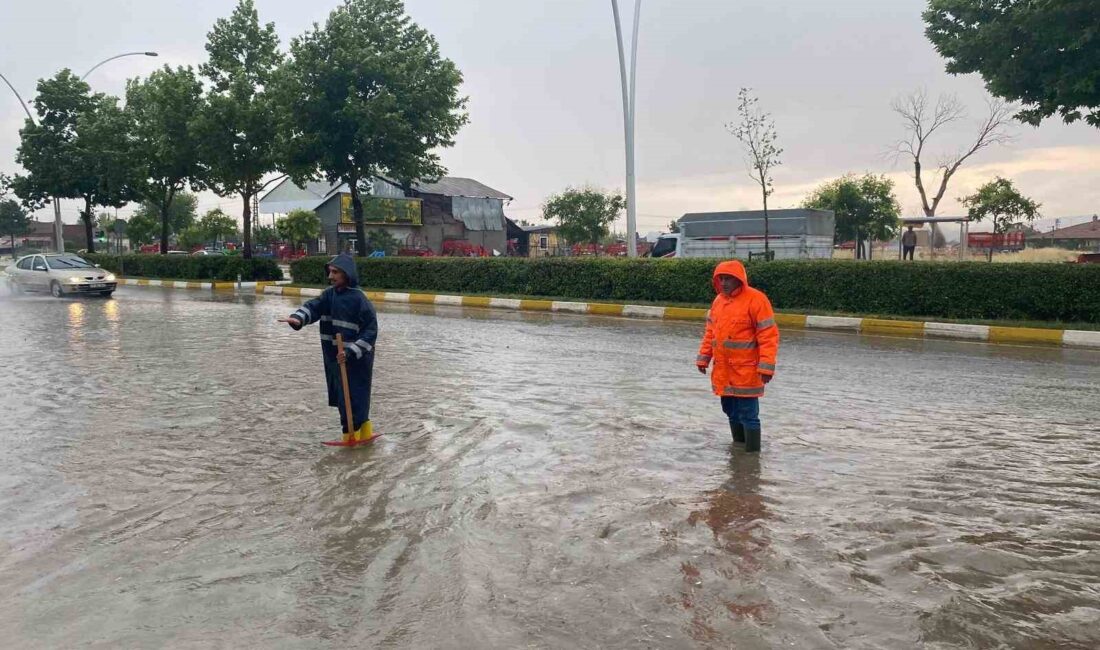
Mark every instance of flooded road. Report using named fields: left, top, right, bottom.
left=1, top=287, right=1098, bottom=648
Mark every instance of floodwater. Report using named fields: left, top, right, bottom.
left=1, top=287, right=1098, bottom=649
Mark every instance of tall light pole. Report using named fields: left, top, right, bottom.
left=611, top=0, right=641, bottom=257
left=82, top=51, right=158, bottom=81
left=0, top=71, right=63, bottom=252
left=2, top=52, right=157, bottom=253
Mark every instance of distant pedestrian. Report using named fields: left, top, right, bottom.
left=902, top=226, right=917, bottom=260
left=278, top=254, right=378, bottom=444
left=696, top=260, right=780, bottom=453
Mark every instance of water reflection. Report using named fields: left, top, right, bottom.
left=66, top=301, right=85, bottom=345
left=676, top=452, right=772, bottom=641
left=104, top=299, right=119, bottom=322
left=3, top=290, right=1099, bottom=648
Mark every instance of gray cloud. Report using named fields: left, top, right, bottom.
left=2, top=0, right=1097, bottom=232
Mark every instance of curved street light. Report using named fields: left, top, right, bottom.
left=82, top=51, right=158, bottom=81
left=0, top=71, right=35, bottom=124
left=2, top=51, right=159, bottom=252
left=611, top=0, right=641, bottom=257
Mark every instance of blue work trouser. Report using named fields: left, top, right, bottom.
left=720, top=396, right=760, bottom=430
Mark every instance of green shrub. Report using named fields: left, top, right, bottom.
left=289, top=256, right=1100, bottom=323
left=85, top=253, right=283, bottom=282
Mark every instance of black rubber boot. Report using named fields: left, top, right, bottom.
left=744, top=428, right=761, bottom=453
left=729, top=421, right=745, bottom=444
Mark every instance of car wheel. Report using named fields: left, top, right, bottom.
left=50, top=280, right=64, bottom=298
left=99, top=291, right=114, bottom=298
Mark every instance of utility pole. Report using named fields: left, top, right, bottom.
left=611, top=0, right=641, bottom=257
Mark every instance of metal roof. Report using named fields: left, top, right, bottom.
left=678, top=209, right=835, bottom=238
left=260, top=175, right=513, bottom=212
left=401, top=176, right=512, bottom=201
left=257, top=178, right=339, bottom=213
left=1035, top=216, right=1100, bottom=240
left=900, top=216, right=971, bottom=224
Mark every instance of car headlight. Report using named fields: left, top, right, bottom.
left=69, top=276, right=83, bottom=283
left=104, top=273, right=116, bottom=282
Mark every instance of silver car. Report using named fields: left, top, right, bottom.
left=6, top=254, right=117, bottom=298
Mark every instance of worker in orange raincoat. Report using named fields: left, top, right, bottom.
left=696, top=260, right=780, bottom=453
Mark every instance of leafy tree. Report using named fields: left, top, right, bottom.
left=276, top=208, right=321, bottom=250
left=194, top=0, right=284, bottom=260
left=803, top=174, right=902, bottom=260
left=960, top=177, right=1041, bottom=234
left=125, top=210, right=159, bottom=248
left=364, top=228, right=400, bottom=255
left=130, top=191, right=198, bottom=237
left=177, top=225, right=206, bottom=252
left=254, top=224, right=278, bottom=247
left=12, top=71, right=133, bottom=253
left=925, top=0, right=1100, bottom=128
left=275, top=0, right=468, bottom=257
left=125, top=66, right=205, bottom=254
left=0, top=199, right=32, bottom=259
left=542, top=187, right=625, bottom=252
left=73, top=96, right=136, bottom=252
left=727, top=88, right=782, bottom=257
left=197, top=208, right=239, bottom=249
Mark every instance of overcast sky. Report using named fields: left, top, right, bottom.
left=2, top=0, right=1098, bottom=234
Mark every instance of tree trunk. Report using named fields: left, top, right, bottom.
left=160, top=198, right=171, bottom=255
left=82, top=198, right=96, bottom=254
left=762, top=187, right=770, bottom=257
left=9, top=234, right=16, bottom=260
left=241, top=192, right=253, bottom=260
left=350, top=179, right=367, bottom=257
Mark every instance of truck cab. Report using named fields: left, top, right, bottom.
left=649, top=233, right=680, bottom=258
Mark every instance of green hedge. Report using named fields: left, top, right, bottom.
left=290, top=256, right=1100, bottom=323
left=85, top=253, right=284, bottom=282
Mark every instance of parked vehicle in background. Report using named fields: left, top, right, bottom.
left=5, top=254, right=117, bottom=298
left=656, top=209, right=836, bottom=259
left=191, top=249, right=225, bottom=256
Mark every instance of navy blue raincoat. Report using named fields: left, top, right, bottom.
left=287, top=254, right=378, bottom=431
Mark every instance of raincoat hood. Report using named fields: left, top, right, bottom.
left=712, top=259, right=749, bottom=295
left=326, top=254, right=360, bottom=289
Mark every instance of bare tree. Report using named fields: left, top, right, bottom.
left=892, top=89, right=1014, bottom=252
left=728, top=88, right=783, bottom=257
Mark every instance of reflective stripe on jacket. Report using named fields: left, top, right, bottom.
left=696, top=260, right=779, bottom=398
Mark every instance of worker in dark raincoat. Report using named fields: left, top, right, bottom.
left=279, top=254, right=378, bottom=443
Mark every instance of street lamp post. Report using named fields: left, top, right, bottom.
left=0, top=71, right=64, bottom=253
left=2, top=52, right=157, bottom=253
left=611, top=0, right=641, bottom=258
left=82, top=51, right=158, bottom=81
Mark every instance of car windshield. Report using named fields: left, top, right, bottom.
left=47, top=256, right=94, bottom=269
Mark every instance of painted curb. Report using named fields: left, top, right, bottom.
left=115, top=279, right=1098, bottom=350
left=118, top=278, right=291, bottom=293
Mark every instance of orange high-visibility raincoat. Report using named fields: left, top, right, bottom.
left=696, top=260, right=779, bottom=398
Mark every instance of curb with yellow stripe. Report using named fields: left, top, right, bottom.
left=114, top=279, right=1099, bottom=350
left=258, top=285, right=1100, bottom=350
left=118, top=278, right=292, bottom=293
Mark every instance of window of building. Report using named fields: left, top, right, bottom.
left=539, top=235, right=549, bottom=250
